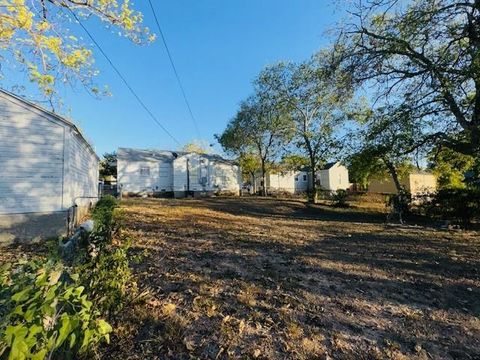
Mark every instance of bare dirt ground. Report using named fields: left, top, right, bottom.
left=102, top=197, right=480, bottom=360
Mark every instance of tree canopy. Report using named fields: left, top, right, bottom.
left=340, top=0, right=480, bottom=156
left=256, top=52, right=352, bottom=201
left=216, top=94, right=293, bottom=195
left=0, top=0, right=153, bottom=99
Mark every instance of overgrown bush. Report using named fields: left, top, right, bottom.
left=90, top=195, right=119, bottom=247
left=0, top=260, right=112, bottom=360
left=332, top=189, right=349, bottom=207
left=0, top=195, right=134, bottom=359
left=76, top=240, right=134, bottom=315
left=423, top=188, right=480, bottom=226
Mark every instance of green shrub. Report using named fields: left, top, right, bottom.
left=424, top=188, right=480, bottom=225
left=90, top=195, right=119, bottom=248
left=76, top=240, right=134, bottom=315
left=0, top=260, right=112, bottom=360
left=332, top=189, right=349, bottom=207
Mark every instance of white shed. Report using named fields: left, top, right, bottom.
left=173, top=153, right=241, bottom=197
left=317, top=162, right=351, bottom=191
left=0, top=90, right=99, bottom=243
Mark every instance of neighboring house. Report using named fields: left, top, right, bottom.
left=117, top=148, right=176, bottom=195
left=317, top=162, right=351, bottom=191
left=260, top=171, right=310, bottom=194
left=258, top=162, right=350, bottom=195
left=117, top=148, right=241, bottom=198
left=0, top=89, right=99, bottom=244
left=368, top=172, right=437, bottom=195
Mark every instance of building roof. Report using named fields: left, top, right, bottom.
left=0, top=89, right=99, bottom=160
left=118, top=148, right=237, bottom=166
left=117, top=147, right=181, bottom=162
left=321, top=161, right=339, bottom=170
left=175, top=152, right=237, bottom=165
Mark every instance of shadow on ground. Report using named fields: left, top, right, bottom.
left=107, top=197, right=480, bottom=360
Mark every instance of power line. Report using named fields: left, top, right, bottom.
left=147, top=0, right=201, bottom=138
left=69, top=10, right=181, bottom=146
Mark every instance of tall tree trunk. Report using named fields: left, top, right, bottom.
left=261, top=159, right=267, bottom=196
left=251, top=172, right=256, bottom=194
left=308, top=154, right=317, bottom=203
left=384, top=159, right=402, bottom=193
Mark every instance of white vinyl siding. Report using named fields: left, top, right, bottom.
left=0, top=91, right=99, bottom=215
left=65, top=129, right=99, bottom=208
left=0, top=95, right=65, bottom=214
left=118, top=159, right=174, bottom=193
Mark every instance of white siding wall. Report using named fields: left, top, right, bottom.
left=318, top=164, right=350, bottom=191
left=210, top=162, right=241, bottom=192
left=65, top=129, right=99, bottom=208
left=118, top=158, right=173, bottom=193
left=0, top=94, right=65, bottom=214
left=173, top=154, right=240, bottom=193
left=263, top=171, right=309, bottom=194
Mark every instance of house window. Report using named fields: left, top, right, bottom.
left=295, top=176, right=299, bottom=182
left=303, top=175, right=307, bottom=182
left=140, top=167, right=150, bottom=176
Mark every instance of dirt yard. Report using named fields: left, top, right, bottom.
left=99, top=197, right=479, bottom=360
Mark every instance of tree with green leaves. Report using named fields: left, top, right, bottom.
left=340, top=0, right=480, bottom=156
left=238, top=152, right=261, bottom=193
left=278, top=154, right=310, bottom=172
left=0, top=0, right=153, bottom=103
left=351, top=106, right=418, bottom=193
left=216, top=95, right=293, bottom=196
left=428, top=146, right=475, bottom=189
left=256, top=52, right=352, bottom=202
left=99, top=152, right=117, bottom=179
left=181, top=140, right=212, bottom=154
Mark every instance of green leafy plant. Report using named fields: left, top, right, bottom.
left=332, top=189, right=349, bottom=207
left=423, top=188, right=480, bottom=226
left=90, top=195, right=119, bottom=248
left=76, top=239, right=135, bottom=315
left=0, top=259, right=112, bottom=360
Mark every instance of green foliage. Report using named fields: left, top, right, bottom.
left=99, top=152, right=117, bottom=179
left=0, top=0, right=153, bottom=99
left=332, top=190, right=349, bottom=208
left=76, top=240, right=134, bottom=315
left=0, top=260, right=112, bottom=360
left=278, top=154, right=310, bottom=172
left=181, top=140, right=211, bottom=154
left=423, top=188, right=480, bottom=226
left=340, top=0, right=480, bottom=156
left=90, top=195, right=119, bottom=247
left=428, top=147, right=475, bottom=190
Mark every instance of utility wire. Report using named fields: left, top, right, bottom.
left=147, top=0, right=201, bottom=138
left=69, top=10, right=181, bottom=146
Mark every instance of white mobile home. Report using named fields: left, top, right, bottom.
left=173, top=152, right=241, bottom=197
left=117, top=148, right=241, bottom=198
left=117, top=148, right=176, bottom=195
left=0, top=90, right=99, bottom=243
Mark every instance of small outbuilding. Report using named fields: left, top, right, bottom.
left=317, top=162, right=351, bottom=191
left=260, top=171, right=311, bottom=195
left=368, top=172, right=437, bottom=195
left=0, top=89, right=99, bottom=244
left=117, top=148, right=241, bottom=198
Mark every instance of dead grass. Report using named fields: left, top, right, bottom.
left=100, top=197, right=480, bottom=359
left=3, top=197, right=479, bottom=359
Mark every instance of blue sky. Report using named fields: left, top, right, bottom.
left=6, top=1, right=344, bottom=156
